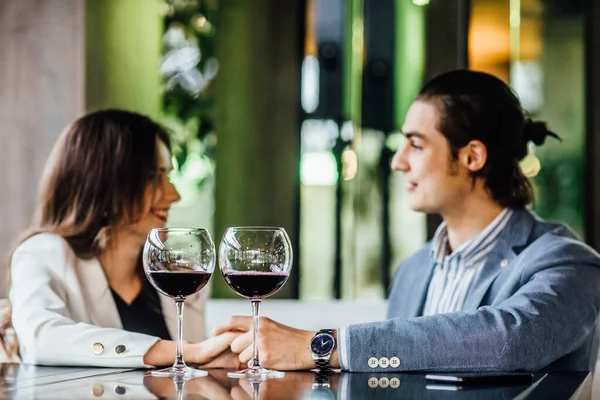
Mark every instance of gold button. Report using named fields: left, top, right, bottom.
left=390, top=377, right=400, bottom=389
left=379, top=377, right=390, bottom=388
left=91, top=342, right=104, bottom=355
left=115, top=345, right=126, bottom=354
left=91, top=384, right=104, bottom=397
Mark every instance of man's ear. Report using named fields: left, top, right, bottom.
left=458, top=140, right=487, bottom=172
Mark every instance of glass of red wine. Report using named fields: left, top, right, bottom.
left=218, top=227, right=292, bottom=382
left=143, top=228, right=215, bottom=379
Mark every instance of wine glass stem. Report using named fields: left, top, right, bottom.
left=251, top=299, right=261, bottom=370
left=252, top=382, right=261, bottom=400
left=175, top=380, right=185, bottom=400
left=175, top=300, right=186, bottom=369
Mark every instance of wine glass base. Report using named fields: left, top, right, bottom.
left=146, top=366, right=208, bottom=379
left=227, top=367, right=284, bottom=382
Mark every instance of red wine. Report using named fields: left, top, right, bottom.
left=223, top=272, right=289, bottom=299
left=147, top=271, right=211, bottom=299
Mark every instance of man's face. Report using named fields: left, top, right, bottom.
left=391, top=100, right=474, bottom=215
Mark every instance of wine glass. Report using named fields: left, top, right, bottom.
left=218, top=227, right=293, bottom=382
left=143, top=228, right=216, bottom=379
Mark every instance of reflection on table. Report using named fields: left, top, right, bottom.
left=0, top=363, right=591, bottom=399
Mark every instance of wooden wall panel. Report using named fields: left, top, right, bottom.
left=0, top=0, right=84, bottom=296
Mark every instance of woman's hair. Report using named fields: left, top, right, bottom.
left=0, top=303, right=16, bottom=360
left=1, top=109, right=171, bottom=358
left=31, top=108, right=171, bottom=256
left=417, top=69, right=560, bottom=209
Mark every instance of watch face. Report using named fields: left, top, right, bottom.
left=311, top=333, right=335, bottom=356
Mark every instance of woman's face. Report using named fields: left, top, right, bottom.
left=126, top=140, right=181, bottom=243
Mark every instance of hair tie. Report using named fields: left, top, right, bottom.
left=523, top=119, right=550, bottom=146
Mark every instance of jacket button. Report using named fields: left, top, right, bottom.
left=368, top=357, right=379, bottom=368
left=390, top=377, right=401, bottom=388
left=91, top=384, right=104, bottom=396
left=378, top=357, right=390, bottom=368
left=379, top=377, right=390, bottom=388
left=389, top=357, right=401, bottom=367
left=500, top=259, right=509, bottom=268
left=115, top=345, right=126, bottom=354
left=91, top=343, right=104, bottom=355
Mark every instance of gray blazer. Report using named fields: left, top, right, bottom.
left=341, top=209, right=600, bottom=372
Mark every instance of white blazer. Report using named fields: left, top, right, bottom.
left=9, top=233, right=207, bottom=368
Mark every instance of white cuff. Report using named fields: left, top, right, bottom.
left=337, top=327, right=349, bottom=370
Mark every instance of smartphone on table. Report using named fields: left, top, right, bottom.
left=425, top=372, right=534, bottom=391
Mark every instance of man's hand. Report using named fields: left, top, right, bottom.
left=213, top=316, right=339, bottom=370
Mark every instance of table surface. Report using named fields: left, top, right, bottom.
left=0, top=363, right=593, bottom=399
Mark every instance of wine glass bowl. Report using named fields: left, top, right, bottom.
left=219, top=227, right=293, bottom=382
left=222, top=270, right=288, bottom=299
left=143, top=228, right=216, bottom=379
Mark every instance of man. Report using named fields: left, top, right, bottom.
left=214, top=70, right=600, bottom=372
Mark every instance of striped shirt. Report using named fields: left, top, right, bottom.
left=422, top=208, right=513, bottom=316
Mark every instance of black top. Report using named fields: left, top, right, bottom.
left=111, top=282, right=171, bottom=340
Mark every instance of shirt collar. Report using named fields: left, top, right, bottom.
left=430, top=222, right=451, bottom=264
left=430, top=208, right=514, bottom=266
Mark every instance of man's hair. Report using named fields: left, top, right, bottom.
left=417, top=69, right=560, bottom=209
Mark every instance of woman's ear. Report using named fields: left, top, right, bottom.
left=459, top=140, right=487, bottom=172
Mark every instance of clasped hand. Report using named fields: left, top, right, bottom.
left=211, top=316, right=319, bottom=370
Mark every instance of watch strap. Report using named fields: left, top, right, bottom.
left=315, top=357, right=332, bottom=371
left=314, top=329, right=335, bottom=371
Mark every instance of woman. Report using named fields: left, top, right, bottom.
left=5, top=109, right=236, bottom=368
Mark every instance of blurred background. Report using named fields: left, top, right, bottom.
left=1, top=0, right=598, bottom=300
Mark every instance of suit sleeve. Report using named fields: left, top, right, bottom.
left=340, top=262, right=600, bottom=372
left=10, top=249, right=161, bottom=368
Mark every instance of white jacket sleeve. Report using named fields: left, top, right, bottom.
left=10, top=242, right=160, bottom=368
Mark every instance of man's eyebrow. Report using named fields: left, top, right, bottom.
left=401, top=131, right=427, bottom=140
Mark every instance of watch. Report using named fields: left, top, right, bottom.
left=310, top=329, right=336, bottom=371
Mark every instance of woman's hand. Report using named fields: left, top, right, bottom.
left=200, top=349, right=246, bottom=370
left=184, top=331, right=249, bottom=369
left=144, top=331, right=242, bottom=367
